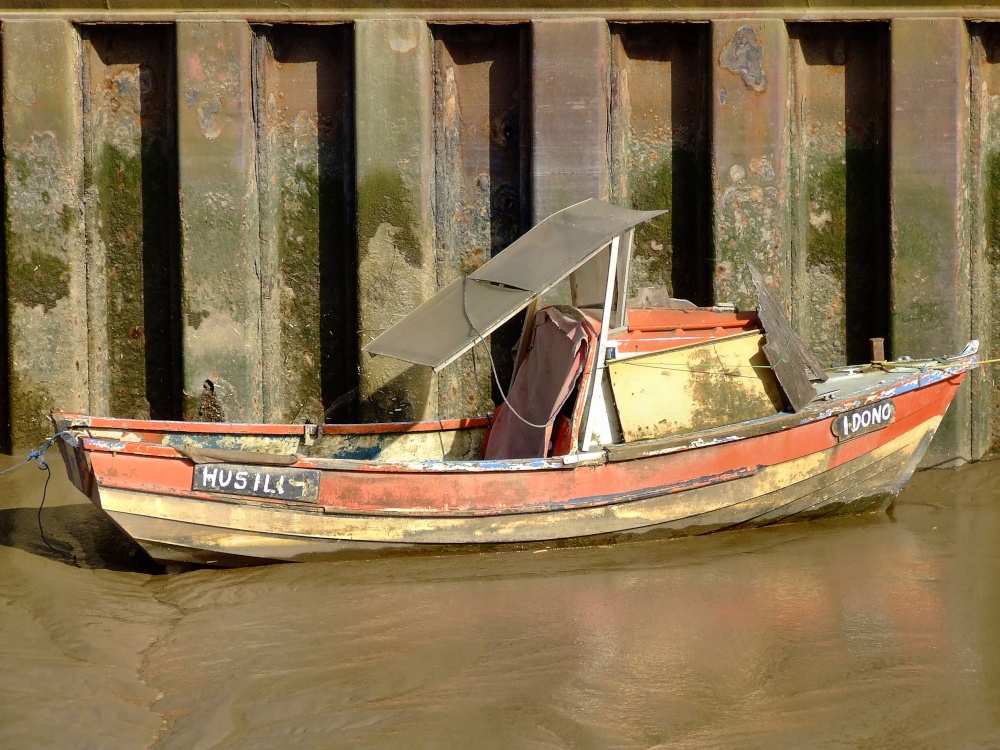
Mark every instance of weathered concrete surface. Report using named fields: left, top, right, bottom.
left=433, top=24, right=529, bottom=416
left=82, top=25, right=181, bottom=421
left=5, top=1, right=1000, bottom=12
left=609, top=22, right=713, bottom=305
left=711, top=19, right=791, bottom=309
left=255, top=25, right=355, bottom=425
left=788, top=23, right=890, bottom=367
left=531, top=20, right=608, bottom=222
left=970, top=24, right=1000, bottom=459
left=356, top=19, right=437, bottom=422
left=891, top=18, right=971, bottom=466
left=531, top=20, right=609, bottom=306
left=0, top=11, right=984, bottom=472
left=176, top=21, right=261, bottom=423
left=3, top=20, right=87, bottom=448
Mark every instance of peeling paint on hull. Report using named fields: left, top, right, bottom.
left=97, top=415, right=933, bottom=564
left=54, top=361, right=970, bottom=565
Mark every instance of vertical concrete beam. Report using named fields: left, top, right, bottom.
left=3, top=20, right=87, bottom=448
left=970, top=25, right=1000, bottom=459
left=432, top=25, right=529, bottom=417
left=609, top=23, right=713, bottom=305
left=531, top=20, right=610, bottom=304
left=176, top=21, right=261, bottom=422
left=531, top=20, right=609, bottom=221
left=255, top=26, right=355, bottom=425
left=711, top=20, right=791, bottom=308
left=355, top=20, right=436, bottom=422
left=891, top=19, right=971, bottom=466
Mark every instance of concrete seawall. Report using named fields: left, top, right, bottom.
left=1, top=6, right=996, bottom=467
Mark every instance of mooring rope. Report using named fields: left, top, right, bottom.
left=921, top=356, right=998, bottom=370
left=462, top=277, right=554, bottom=430
left=1, top=431, right=78, bottom=564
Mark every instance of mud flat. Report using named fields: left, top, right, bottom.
left=2, top=454, right=999, bottom=748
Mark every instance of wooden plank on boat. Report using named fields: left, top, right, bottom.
left=177, top=446, right=299, bottom=466
left=607, top=330, right=784, bottom=442
left=748, top=264, right=827, bottom=412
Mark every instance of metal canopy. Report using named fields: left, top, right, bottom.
left=361, top=278, right=533, bottom=370
left=363, top=199, right=665, bottom=371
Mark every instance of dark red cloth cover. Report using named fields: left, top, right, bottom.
left=483, top=308, right=592, bottom=460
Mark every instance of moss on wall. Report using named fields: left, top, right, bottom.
left=9, top=371, right=54, bottom=449
left=7, top=249, right=70, bottom=313
left=358, top=169, right=420, bottom=267
left=276, top=163, right=323, bottom=421
left=94, top=142, right=149, bottom=418
left=805, top=156, right=847, bottom=278
left=629, top=156, right=674, bottom=289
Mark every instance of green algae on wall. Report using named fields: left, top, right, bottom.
left=797, top=154, right=848, bottom=366
left=255, top=23, right=357, bottom=424
left=985, top=151, right=1000, bottom=265
left=9, top=372, right=54, bottom=451
left=356, top=169, right=432, bottom=422
left=94, top=143, right=149, bottom=419
left=275, top=163, right=323, bottom=422
left=624, top=147, right=713, bottom=303
left=628, top=155, right=674, bottom=291
left=891, top=185, right=957, bottom=351
left=7, top=249, right=69, bottom=312
left=3, top=19, right=90, bottom=450
left=983, top=149, right=1000, bottom=455
left=804, top=156, right=847, bottom=277
left=358, top=168, right=420, bottom=267
left=82, top=26, right=183, bottom=421
left=355, top=19, right=439, bottom=424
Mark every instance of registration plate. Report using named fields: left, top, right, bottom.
left=831, top=399, right=895, bottom=442
left=192, top=463, right=321, bottom=503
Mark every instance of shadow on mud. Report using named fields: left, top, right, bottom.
left=0, top=503, right=161, bottom=573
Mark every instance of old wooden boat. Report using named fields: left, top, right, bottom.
left=52, top=200, right=978, bottom=566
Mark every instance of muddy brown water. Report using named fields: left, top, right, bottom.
left=2, top=454, right=1000, bottom=749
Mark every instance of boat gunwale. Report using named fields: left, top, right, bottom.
left=52, top=413, right=493, bottom=436
left=94, top=417, right=937, bottom=531
left=63, top=353, right=977, bottom=474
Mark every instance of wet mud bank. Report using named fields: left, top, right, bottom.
left=2, top=454, right=1000, bottom=748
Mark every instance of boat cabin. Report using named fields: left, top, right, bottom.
left=364, top=200, right=809, bottom=462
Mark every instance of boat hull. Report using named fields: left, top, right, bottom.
left=51, top=358, right=971, bottom=566
left=80, top=403, right=943, bottom=564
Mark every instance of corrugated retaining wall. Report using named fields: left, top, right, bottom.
left=1, top=4, right=998, bottom=468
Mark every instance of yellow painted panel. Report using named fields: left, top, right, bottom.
left=608, top=331, right=785, bottom=442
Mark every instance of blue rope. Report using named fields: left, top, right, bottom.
left=3, top=431, right=78, bottom=564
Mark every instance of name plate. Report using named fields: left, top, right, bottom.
left=831, top=399, right=895, bottom=442
left=193, top=463, right=320, bottom=503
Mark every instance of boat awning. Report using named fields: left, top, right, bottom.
left=363, top=199, right=665, bottom=371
